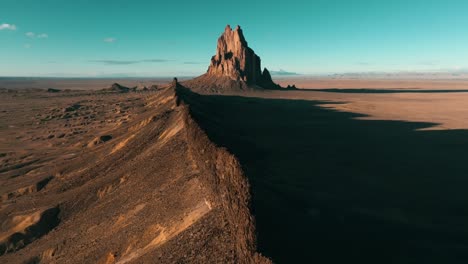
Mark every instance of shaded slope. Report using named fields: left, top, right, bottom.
left=177, top=87, right=468, bottom=263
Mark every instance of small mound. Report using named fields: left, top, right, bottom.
left=134, top=84, right=148, bottom=91
left=0, top=207, right=60, bottom=255
left=47, top=88, right=61, bottom=93
left=103, top=83, right=130, bottom=93
left=64, top=104, right=81, bottom=112
left=88, top=135, right=113, bottom=147
left=183, top=74, right=254, bottom=94
left=1, top=176, right=53, bottom=202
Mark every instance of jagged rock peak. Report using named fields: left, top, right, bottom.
left=260, top=68, right=281, bottom=90
left=262, top=68, right=272, bottom=81
left=207, top=25, right=261, bottom=84
left=171, top=77, right=181, bottom=89
left=184, top=25, right=283, bottom=92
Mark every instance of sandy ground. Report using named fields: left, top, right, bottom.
left=3, top=77, right=468, bottom=263
left=0, top=78, right=189, bottom=91
left=4, top=76, right=468, bottom=132
left=0, top=86, right=253, bottom=263
left=210, top=76, right=468, bottom=131
left=245, top=89, right=468, bottom=130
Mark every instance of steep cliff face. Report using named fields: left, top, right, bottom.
left=207, top=25, right=262, bottom=84
left=176, top=81, right=271, bottom=263
left=185, top=25, right=282, bottom=93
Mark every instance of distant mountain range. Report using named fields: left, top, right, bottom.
left=269, top=69, right=300, bottom=76
left=324, top=71, right=468, bottom=80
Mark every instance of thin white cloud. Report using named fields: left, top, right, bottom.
left=26, top=32, right=48, bottom=39
left=419, top=60, right=439, bottom=66
left=24, top=44, right=32, bottom=49
left=104, top=37, right=116, bottom=43
left=89, top=59, right=170, bottom=65
left=0, top=23, right=17, bottom=30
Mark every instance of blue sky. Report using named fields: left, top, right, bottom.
left=1, top=0, right=468, bottom=77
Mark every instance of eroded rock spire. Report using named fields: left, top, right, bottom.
left=207, top=25, right=262, bottom=84
left=185, top=25, right=285, bottom=92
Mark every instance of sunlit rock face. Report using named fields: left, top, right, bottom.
left=184, top=25, right=283, bottom=92
left=207, top=25, right=262, bottom=84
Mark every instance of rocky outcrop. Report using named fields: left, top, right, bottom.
left=259, top=68, right=281, bottom=90
left=185, top=25, right=283, bottom=93
left=104, top=83, right=130, bottom=93
left=47, top=88, right=61, bottom=93
left=207, top=25, right=262, bottom=84
left=176, top=83, right=270, bottom=263
left=103, top=83, right=163, bottom=93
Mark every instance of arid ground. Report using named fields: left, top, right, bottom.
left=2, top=77, right=468, bottom=263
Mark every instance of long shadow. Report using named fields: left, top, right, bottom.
left=178, top=87, right=468, bottom=264
left=304, top=88, right=468, bottom=94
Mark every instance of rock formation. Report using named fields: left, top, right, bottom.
left=185, top=25, right=284, bottom=92
left=47, top=88, right=61, bottom=93
left=104, top=83, right=130, bottom=93
left=207, top=25, right=262, bottom=84
left=259, top=68, right=281, bottom=90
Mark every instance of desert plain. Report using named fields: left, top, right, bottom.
left=2, top=75, right=468, bottom=263
left=3, top=0, right=468, bottom=263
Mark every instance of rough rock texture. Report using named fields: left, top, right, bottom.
left=0, top=80, right=270, bottom=263
left=259, top=68, right=281, bottom=90
left=104, top=83, right=130, bottom=93
left=207, top=25, right=262, bottom=84
left=185, top=25, right=282, bottom=93
left=176, top=82, right=270, bottom=263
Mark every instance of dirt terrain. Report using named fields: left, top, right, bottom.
left=2, top=77, right=468, bottom=263
left=243, top=88, right=468, bottom=130
left=0, top=83, right=268, bottom=263
left=0, top=78, right=180, bottom=91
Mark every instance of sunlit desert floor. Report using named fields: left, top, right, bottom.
left=241, top=77, right=468, bottom=130
left=249, top=89, right=468, bottom=130
left=4, top=77, right=468, bottom=131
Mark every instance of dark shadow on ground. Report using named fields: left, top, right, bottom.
left=303, top=88, right=468, bottom=94
left=178, top=87, right=468, bottom=264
